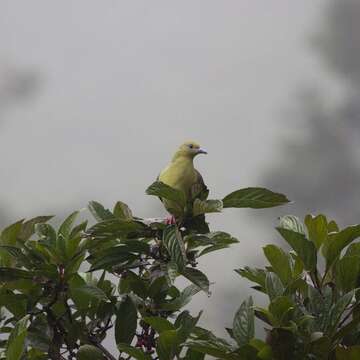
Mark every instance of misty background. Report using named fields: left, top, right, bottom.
left=1, top=0, right=358, bottom=351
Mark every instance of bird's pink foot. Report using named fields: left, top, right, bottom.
left=165, top=215, right=176, bottom=225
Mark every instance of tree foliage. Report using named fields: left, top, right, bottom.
left=0, top=182, right=288, bottom=359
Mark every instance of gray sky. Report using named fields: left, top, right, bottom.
left=1, top=0, right=331, bottom=344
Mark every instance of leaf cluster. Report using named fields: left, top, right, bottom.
left=0, top=183, right=288, bottom=359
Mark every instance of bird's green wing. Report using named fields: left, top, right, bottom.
left=190, top=169, right=209, bottom=201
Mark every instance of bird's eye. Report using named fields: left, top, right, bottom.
left=188, top=144, right=194, bottom=149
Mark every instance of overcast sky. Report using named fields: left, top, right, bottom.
left=0, top=0, right=333, bottom=345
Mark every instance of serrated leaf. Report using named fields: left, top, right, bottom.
left=113, top=201, right=133, bottom=220
left=146, top=181, right=186, bottom=208
left=193, top=199, right=223, bottom=217
left=223, top=187, right=290, bottom=209
left=115, top=295, right=137, bottom=344
left=265, top=272, right=284, bottom=300
left=263, top=244, right=292, bottom=285
left=305, top=214, right=328, bottom=250
left=181, top=267, right=210, bottom=294
left=6, top=315, right=30, bottom=360
left=277, top=228, right=317, bottom=271
left=279, top=215, right=305, bottom=234
left=233, top=297, right=254, bottom=346
left=235, top=267, right=266, bottom=290
left=88, top=201, right=114, bottom=221
left=163, top=226, right=187, bottom=271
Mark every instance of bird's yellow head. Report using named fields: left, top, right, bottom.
left=172, top=141, right=207, bottom=160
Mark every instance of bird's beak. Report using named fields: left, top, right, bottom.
left=197, top=148, right=208, bottom=154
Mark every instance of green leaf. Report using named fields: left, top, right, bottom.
left=115, top=295, right=137, bottom=344
left=1, top=220, right=23, bottom=245
left=59, top=211, right=79, bottom=239
left=18, top=216, right=53, bottom=241
left=160, top=285, right=201, bottom=311
left=235, top=267, right=266, bottom=290
left=323, top=225, right=360, bottom=270
left=143, top=317, right=175, bottom=333
left=117, top=343, right=152, bottom=360
left=305, top=214, right=328, bottom=250
left=119, top=271, right=148, bottom=299
left=326, top=290, right=354, bottom=335
left=146, top=181, right=186, bottom=208
left=268, top=296, right=294, bottom=326
left=181, top=267, right=210, bottom=294
left=0, top=220, right=23, bottom=266
left=184, top=348, right=205, bottom=360
left=27, top=315, right=52, bottom=352
left=0, top=267, right=33, bottom=281
left=163, top=226, right=187, bottom=271
left=74, top=284, right=108, bottom=302
left=77, top=345, right=105, bottom=360
left=233, top=297, right=254, bottom=346
left=35, top=223, right=57, bottom=247
left=0, top=246, right=32, bottom=268
left=263, top=245, right=292, bottom=285
left=193, top=199, right=223, bottom=217
left=86, top=219, right=148, bottom=241
left=88, top=201, right=114, bottom=221
left=222, top=187, right=290, bottom=209
left=279, top=215, right=305, bottom=234
left=113, top=201, right=133, bottom=220
left=6, top=315, right=30, bottom=360
left=277, top=228, right=317, bottom=271
left=88, top=245, right=138, bottom=271
left=265, top=272, right=284, bottom=300
left=156, top=330, right=179, bottom=360
left=185, top=340, right=237, bottom=360
left=198, top=244, right=229, bottom=257
left=175, top=310, right=202, bottom=343
left=166, top=261, right=179, bottom=285
left=0, top=292, right=27, bottom=318
left=336, top=345, right=360, bottom=360
left=69, top=275, right=89, bottom=309
left=336, top=255, right=360, bottom=293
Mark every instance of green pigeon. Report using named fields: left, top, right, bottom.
left=158, top=141, right=208, bottom=222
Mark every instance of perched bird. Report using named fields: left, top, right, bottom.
left=158, top=141, right=208, bottom=222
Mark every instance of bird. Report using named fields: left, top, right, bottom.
left=158, top=141, right=208, bottom=223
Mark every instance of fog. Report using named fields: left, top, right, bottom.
left=2, top=0, right=356, bottom=352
